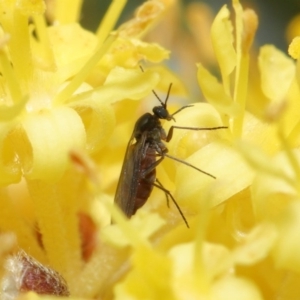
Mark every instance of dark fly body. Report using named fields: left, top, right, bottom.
left=114, top=83, right=227, bottom=228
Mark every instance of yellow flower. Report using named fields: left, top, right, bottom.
left=1, top=0, right=300, bottom=299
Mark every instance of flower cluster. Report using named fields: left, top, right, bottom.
left=0, top=0, right=300, bottom=299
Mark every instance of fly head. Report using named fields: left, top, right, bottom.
left=152, top=83, right=193, bottom=122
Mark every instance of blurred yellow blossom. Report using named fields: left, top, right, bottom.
left=1, top=0, right=300, bottom=299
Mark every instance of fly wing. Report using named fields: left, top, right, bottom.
left=114, top=132, right=147, bottom=217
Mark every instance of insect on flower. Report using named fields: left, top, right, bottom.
left=114, top=81, right=227, bottom=228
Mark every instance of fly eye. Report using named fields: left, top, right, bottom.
left=153, top=106, right=169, bottom=119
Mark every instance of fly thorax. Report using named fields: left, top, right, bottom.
left=133, top=113, right=160, bottom=140
left=147, top=127, right=161, bottom=143
left=160, top=127, right=167, bottom=141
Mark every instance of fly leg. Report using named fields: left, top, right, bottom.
left=152, top=179, right=189, bottom=228
left=155, top=178, right=171, bottom=208
left=140, top=141, right=168, bottom=178
left=140, top=155, right=164, bottom=178
left=139, top=155, right=189, bottom=228
left=162, top=126, right=228, bottom=179
left=165, top=125, right=228, bottom=142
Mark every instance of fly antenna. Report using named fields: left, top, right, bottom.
left=139, top=65, right=172, bottom=108
left=151, top=83, right=173, bottom=108
left=151, top=89, right=165, bottom=107
left=163, top=83, right=172, bottom=108
left=171, top=104, right=193, bottom=118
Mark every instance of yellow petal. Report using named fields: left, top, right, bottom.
left=147, top=65, right=188, bottom=96
left=16, top=0, right=46, bottom=15
left=132, top=39, right=170, bottom=62
left=197, top=63, right=240, bottom=118
left=285, top=79, right=300, bottom=145
left=236, top=141, right=284, bottom=178
left=0, top=122, right=22, bottom=185
left=288, top=36, right=300, bottom=59
left=95, top=37, right=169, bottom=76
left=211, top=5, right=236, bottom=78
left=0, top=96, right=27, bottom=121
left=72, top=66, right=160, bottom=105
left=272, top=201, right=300, bottom=272
left=211, top=276, right=263, bottom=300
left=48, top=23, right=98, bottom=81
left=19, top=107, right=86, bottom=181
left=118, top=0, right=165, bottom=37
left=175, top=141, right=254, bottom=211
left=165, top=102, right=227, bottom=161
left=241, top=112, right=279, bottom=155
left=115, top=246, right=173, bottom=299
left=169, top=242, right=231, bottom=281
left=233, top=223, right=278, bottom=265
left=102, top=212, right=165, bottom=248
left=52, top=0, right=82, bottom=24
left=168, top=242, right=232, bottom=298
left=68, top=100, right=115, bottom=153
left=0, top=189, right=44, bottom=260
left=259, top=45, right=295, bottom=102
left=251, top=150, right=300, bottom=221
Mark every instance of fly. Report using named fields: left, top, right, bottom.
left=114, top=83, right=227, bottom=228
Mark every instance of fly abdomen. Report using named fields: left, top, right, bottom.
left=133, top=147, right=156, bottom=214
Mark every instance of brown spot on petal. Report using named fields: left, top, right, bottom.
left=69, top=149, right=100, bottom=185
left=79, top=212, right=97, bottom=262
